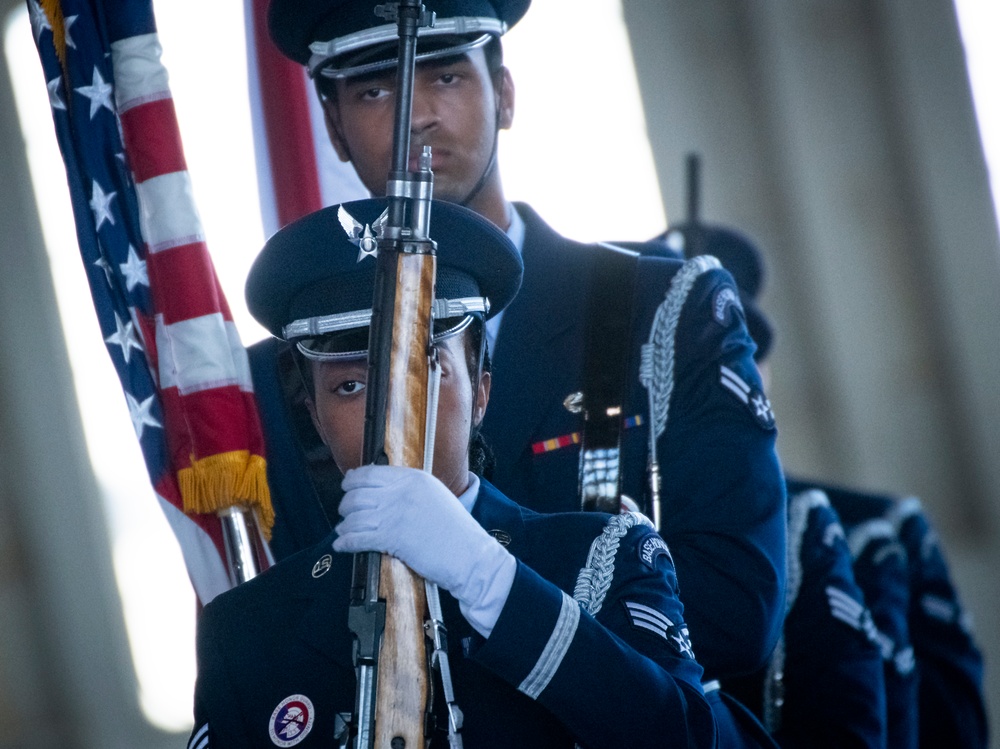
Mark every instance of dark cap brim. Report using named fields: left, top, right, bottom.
left=269, top=0, right=531, bottom=67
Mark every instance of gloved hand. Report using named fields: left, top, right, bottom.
left=333, top=464, right=516, bottom=637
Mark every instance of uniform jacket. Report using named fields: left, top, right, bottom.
left=247, top=202, right=787, bottom=681
left=789, top=478, right=988, bottom=749
left=189, top=479, right=717, bottom=749
left=481, top=204, right=786, bottom=679
left=725, top=487, right=888, bottom=748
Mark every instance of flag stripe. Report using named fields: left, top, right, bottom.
left=135, top=171, right=206, bottom=251
left=158, top=314, right=252, bottom=393
left=119, top=98, right=187, bottom=181
left=148, top=244, right=232, bottom=323
left=249, top=0, right=324, bottom=228
left=110, top=33, right=170, bottom=110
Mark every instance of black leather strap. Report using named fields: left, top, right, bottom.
left=579, top=243, right=639, bottom=513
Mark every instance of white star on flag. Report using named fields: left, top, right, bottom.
left=125, top=392, right=161, bottom=441
left=93, top=253, right=114, bottom=286
left=47, top=77, right=66, bottom=111
left=64, top=16, right=78, bottom=49
left=28, top=0, right=50, bottom=43
left=119, top=245, right=149, bottom=291
left=75, top=66, right=114, bottom=120
left=105, top=311, right=143, bottom=364
left=89, top=179, right=116, bottom=230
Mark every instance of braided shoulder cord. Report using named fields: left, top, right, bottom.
left=785, top=489, right=832, bottom=615
left=639, top=255, right=722, bottom=444
left=638, top=256, right=722, bottom=529
left=573, top=512, right=654, bottom=616
left=764, top=488, right=830, bottom=733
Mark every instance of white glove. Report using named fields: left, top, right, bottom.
left=333, top=465, right=516, bottom=637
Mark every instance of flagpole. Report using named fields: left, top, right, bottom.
left=219, top=507, right=264, bottom=585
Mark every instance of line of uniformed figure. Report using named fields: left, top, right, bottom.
left=188, top=1, right=988, bottom=747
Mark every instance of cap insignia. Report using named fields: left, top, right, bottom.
left=337, top=205, right=388, bottom=262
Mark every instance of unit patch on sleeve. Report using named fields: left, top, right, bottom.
left=638, top=533, right=673, bottom=570
left=719, top=364, right=775, bottom=430
left=712, top=285, right=742, bottom=327
left=623, top=601, right=695, bottom=659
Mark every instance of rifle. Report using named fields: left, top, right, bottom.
left=346, top=2, right=456, bottom=747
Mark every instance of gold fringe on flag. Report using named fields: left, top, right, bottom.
left=179, top=451, right=275, bottom=538
left=39, top=0, right=69, bottom=74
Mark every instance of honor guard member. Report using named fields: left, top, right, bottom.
left=253, top=0, right=788, bottom=688
left=666, top=219, right=987, bottom=749
left=190, top=198, right=719, bottom=748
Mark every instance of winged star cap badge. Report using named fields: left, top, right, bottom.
left=337, top=205, right=388, bottom=262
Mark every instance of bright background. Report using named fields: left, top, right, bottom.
left=4, top=0, right=666, bottom=731
left=4, top=0, right=999, bottom=734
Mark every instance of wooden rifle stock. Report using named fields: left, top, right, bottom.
left=372, top=252, right=436, bottom=749
left=349, top=2, right=438, bottom=747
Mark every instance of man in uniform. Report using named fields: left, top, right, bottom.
left=254, top=0, right=787, bottom=686
left=664, top=218, right=988, bottom=748
left=190, top=197, right=719, bottom=747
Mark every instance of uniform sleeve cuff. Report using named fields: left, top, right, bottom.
left=469, top=561, right=580, bottom=699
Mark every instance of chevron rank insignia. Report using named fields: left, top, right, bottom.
left=623, top=601, right=695, bottom=659
left=719, top=364, right=775, bottom=429
left=826, top=585, right=885, bottom=653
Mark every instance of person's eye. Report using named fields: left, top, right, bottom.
left=438, top=72, right=458, bottom=85
left=358, top=86, right=390, bottom=101
left=334, top=380, right=367, bottom=396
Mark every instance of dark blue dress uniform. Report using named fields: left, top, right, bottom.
left=247, top=203, right=788, bottom=684
left=481, top=204, right=787, bottom=681
left=665, top=216, right=988, bottom=748
left=189, top=480, right=717, bottom=748
left=791, top=479, right=988, bottom=749
left=724, top=487, right=887, bottom=748
left=258, top=0, right=787, bottom=687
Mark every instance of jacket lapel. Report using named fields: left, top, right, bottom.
left=483, top=204, right=588, bottom=474
left=294, top=543, right=357, bottom=671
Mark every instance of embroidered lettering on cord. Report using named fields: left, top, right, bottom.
left=518, top=592, right=581, bottom=700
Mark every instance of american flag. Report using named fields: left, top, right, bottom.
left=244, top=0, right=365, bottom=234
left=29, top=0, right=272, bottom=604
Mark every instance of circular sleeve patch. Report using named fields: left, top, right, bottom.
left=269, top=694, right=315, bottom=746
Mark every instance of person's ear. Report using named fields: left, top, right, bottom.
left=497, top=67, right=514, bottom=130
left=321, top=96, right=353, bottom=163
left=473, top=370, right=491, bottom=427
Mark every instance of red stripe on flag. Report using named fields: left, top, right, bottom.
left=251, top=0, right=323, bottom=227
left=159, top=385, right=194, bottom=472
left=119, top=98, right=187, bottom=182
left=147, top=242, right=233, bottom=324
left=183, top=387, right=268, bottom=457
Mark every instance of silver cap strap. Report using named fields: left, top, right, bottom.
left=309, top=17, right=507, bottom=77
left=282, top=296, right=489, bottom=340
